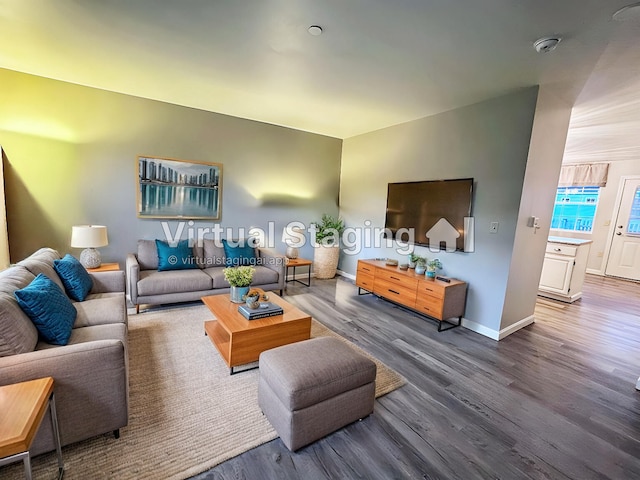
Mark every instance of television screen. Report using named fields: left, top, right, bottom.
left=384, top=178, right=473, bottom=251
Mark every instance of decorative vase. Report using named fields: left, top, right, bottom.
left=415, top=265, right=426, bottom=275
left=426, top=269, right=436, bottom=278
left=313, top=244, right=341, bottom=279
left=230, top=286, right=250, bottom=303
left=245, top=294, right=260, bottom=309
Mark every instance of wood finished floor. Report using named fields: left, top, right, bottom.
left=191, top=274, right=640, bottom=480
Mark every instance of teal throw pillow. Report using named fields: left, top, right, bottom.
left=14, top=273, right=77, bottom=345
left=54, top=253, right=93, bottom=301
left=222, top=239, right=258, bottom=266
left=156, top=239, right=198, bottom=271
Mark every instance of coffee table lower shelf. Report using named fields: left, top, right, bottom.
left=204, top=318, right=311, bottom=375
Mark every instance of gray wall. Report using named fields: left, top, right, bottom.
left=0, top=68, right=342, bottom=263
left=500, top=88, right=573, bottom=335
left=339, top=88, right=540, bottom=337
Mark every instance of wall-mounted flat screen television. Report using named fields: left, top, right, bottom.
left=384, top=178, right=474, bottom=251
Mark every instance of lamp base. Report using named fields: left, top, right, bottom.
left=285, top=246, right=299, bottom=259
left=80, top=248, right=101, bottom=269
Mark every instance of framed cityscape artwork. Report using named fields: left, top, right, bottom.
left=136, top=155, right=222, bottom=220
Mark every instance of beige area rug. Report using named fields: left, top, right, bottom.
left=2, top=304, right=405, bottom=480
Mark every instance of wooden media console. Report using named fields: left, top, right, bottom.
left=356, top=259, right=467, bottom=331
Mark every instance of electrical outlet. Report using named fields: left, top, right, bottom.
left=489, top=222, right=499, bottom=234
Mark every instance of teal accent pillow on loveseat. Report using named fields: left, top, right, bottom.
left=14, top=273, right=77, bottom=345
left=156, top=239, right=198, bottom=271
left=222, top=239, right=258, bottom=266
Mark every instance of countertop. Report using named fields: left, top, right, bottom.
left=547, top=236, right=593, bottom=246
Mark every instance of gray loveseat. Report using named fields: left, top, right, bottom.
left=0, top=248, right=128, bottom=455
left=126, top=239, right=286, bottom=313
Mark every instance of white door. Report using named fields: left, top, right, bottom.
left=605, top=178, right=640, bottom=281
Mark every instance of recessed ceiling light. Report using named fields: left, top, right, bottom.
left=308, top=25, right=323, bottom=36
left=613, top=2, right=640, bottom=21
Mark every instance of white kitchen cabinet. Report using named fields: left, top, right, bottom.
left=538, top=237, right=592, bottom=303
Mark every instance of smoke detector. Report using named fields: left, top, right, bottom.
left=533, top=36, right=561, bottom=53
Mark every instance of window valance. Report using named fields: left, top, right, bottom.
left=558, top=163, right=609, bottom=187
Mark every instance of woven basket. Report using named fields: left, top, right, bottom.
left=313, top=245, right=341, bottom=279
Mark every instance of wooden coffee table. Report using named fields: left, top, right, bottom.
left=203, top=291, right=311, bottom=374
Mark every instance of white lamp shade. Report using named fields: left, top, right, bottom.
left=71, top=225, right=109, bottom=248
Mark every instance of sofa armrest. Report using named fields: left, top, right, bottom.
left=258, top=248, right=286, bottom=287
left=90, top=270, right=125, bottom=293
left=125, top=253, right=140, bottom=305
left=0, top=340, right=129, bottom=453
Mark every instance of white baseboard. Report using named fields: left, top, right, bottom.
left=337, top=269, right=355, bottom=281
left=586, top=268, right=604, bottom=276
left=462, top=314, right=535, bottom=341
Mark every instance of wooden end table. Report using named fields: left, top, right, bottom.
left=0, top=377, right=64, bottom=480
left=202, top=290, right=311, bottom=375
left=285, top=258, right=312, bottom=287
left=87, top=262, right=120, bottom=272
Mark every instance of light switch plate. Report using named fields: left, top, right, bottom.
left=489, top=222, right=499, bottom=234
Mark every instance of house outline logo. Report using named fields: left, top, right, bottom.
left=425, top=218, right=460, bottom=253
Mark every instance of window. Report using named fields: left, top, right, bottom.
left=629, top=187, right=640, bottom=234
left=551, top=186, right=600, bottom=233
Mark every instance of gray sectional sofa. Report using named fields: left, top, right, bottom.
left=126, top=239, right=286, bottom=312
left=0, top=248, right=129, bottom=455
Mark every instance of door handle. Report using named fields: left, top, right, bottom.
left=616, top=232, right=622, bottom=235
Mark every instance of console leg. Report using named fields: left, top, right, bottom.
left=113, top=429, right=120, bottom=439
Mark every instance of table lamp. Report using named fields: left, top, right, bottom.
left=282, top=227, right=304, bottom=259
left=71, top=225, right=109, bottom=269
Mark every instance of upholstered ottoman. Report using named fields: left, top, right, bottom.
left=258, top=337, right=376, bottom=451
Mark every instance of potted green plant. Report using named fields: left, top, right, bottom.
left=408, top=253, right=421, bottom=269
left=414, top=256, right=427, bottom=275
left=223, top=266, right=255, bottom=303
left=312, top=213, right=345, bottom=279
left=426, top=258, right=442, bottom=278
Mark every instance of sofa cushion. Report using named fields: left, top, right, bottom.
left=14, top=274, right=77, bottom=346
left=137, top=269, right=213, bottom=296
left=36, top=322, right=127, bottom=350
left=252, top=266, right=279, bottom=285
left=137, top=239, right=159, bottom=270
left=54, top=254, right=93, bottom=301
left=156, top=239, right=198, bottom=271
left=24, top=247, right=61, bottom=265
left=0, top=292, right=39, bottom=357
left=222, top=239, right=257, bottom=266
left=200, top=239, right=226, bottom=269
left=0, top=265, right=36, bottom=295
left=74, top=293, right=127, bottom=328
left=17, top=257, right=66, bottom=292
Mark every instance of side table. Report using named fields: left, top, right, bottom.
left=0, top=377, right=64, bottom=479
left=87, top=262, right=120, bottom=273
left=285, top=258, right=312, bottom=287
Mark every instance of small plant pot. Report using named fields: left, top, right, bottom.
left=426, top=270, right=436, bottom=278
left=415, top=266, right=426, bottom=275
left=230, top=286, right=250, bottom=303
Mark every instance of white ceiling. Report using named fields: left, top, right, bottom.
left=0, top=0, right=639, bottom=141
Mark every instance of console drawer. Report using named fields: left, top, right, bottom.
left=356, top=272, right=375, bottom=290
left=375, top=268, right=419, bottom=290
left=417, top=280, right=445, bottom=299
left=414, top=295, right=445, bottom=319
left=374, top=278, right=417, bottom=305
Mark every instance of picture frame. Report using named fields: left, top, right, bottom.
left=136, top=155, right=222, bottom=220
